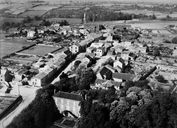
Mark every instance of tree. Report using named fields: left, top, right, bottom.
left=153, top=48, right=160, bottom=57
left=172, top=37, right=177, bottom=44
left=40, top=20, right=51, bottom=26
left=7, top=85, right=62, bottom=128
left=155, top=75, right=168, bottom=83
left=79, top=103, right=110, bottom=128
left=59, top=20, right=69, bottom=26
left=75, top=66, right=96, bottom=90
left=134, top=92, right=177, bottom=128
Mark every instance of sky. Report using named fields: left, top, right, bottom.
left=0, top=0, right=177, bottom=4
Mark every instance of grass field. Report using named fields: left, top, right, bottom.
left=19, top=45, right=59, bottom=56
left=0, top=38, right=32, bottom=58
left=48, top=18, right=82, bottom=24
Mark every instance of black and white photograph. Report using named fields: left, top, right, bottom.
left=0, top=0, right=177, bottom=128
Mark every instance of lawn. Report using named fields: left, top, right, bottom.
left=19, top=45, right=60, bottom=56
left=0, top=38, right=32, bottom=58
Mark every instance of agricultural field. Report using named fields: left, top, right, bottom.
left=47, top=18, right=82, bottom=24
left=0, top=17, right=24, bottom=26
left=19, top=45, right=60, bottom=56
left=18, top=10, right=47, bottom=17
left=129, top=20, right=177, bottom=29
left=0, top=4, right=9, bottom=10
left=0, top=38, right=32, bottom=58
left=30, top=5, right=59, bottom=11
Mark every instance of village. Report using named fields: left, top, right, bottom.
left=1, top=17, right=177, bottom=127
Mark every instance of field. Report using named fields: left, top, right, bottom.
left=18, top=10, right=47, bottom=17
left=0, top=38, right=32, bottom=58
left=0, top=95, right=19, bottom=118
left=30, top=5, right=59, bottom=11
left=48, top=18, right=82, bottom=24
left=19, top=45, right=60, bottom=56
left=117, top=9, right=177, bottom=19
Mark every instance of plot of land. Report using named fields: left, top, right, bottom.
left=0, top=38, right=32, bottom=58
left=30, top=5, right=59, bottom=11
left=19, top=10, right=47, bottom=17
left=20, top=45, right=60, bottom=56
left=0, top=95, right=19, bottom=117
left=48, top=18, right=82, bottom=24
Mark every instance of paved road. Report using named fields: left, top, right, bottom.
left=0, top=83, right=38, bottom=128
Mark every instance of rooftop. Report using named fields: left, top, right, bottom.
left=113, top=73, right=135, bottom=81
left=53, top=91, right=82, bottom=101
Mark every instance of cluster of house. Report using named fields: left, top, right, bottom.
left=51, top=24, right=177, bottom=126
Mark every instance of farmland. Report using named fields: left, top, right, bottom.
left=19, top=44, right=60, bottom=56
left=0, top=38, right=32, bottom=58
left=47, top=18, right=82, bottom=24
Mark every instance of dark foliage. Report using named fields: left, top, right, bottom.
left=7, top=85, right=62, bottom=128
left=134, top=92, right=177, bottom=128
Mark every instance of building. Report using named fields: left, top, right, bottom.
left=113, top=72, right=135, bottom=82
left=97, top=65, right=116, bottom=80
left=113, top=57, right=125, bottom=72
left=86, top=47, right=96, bottom=53
left=95, top=47, right=105, bottom=58
left=92, top=79, right=121, bottom=90
left=27, top=30, right=35, bottom=38
left=31, top=72, right=48, bottom=87
left=53, top=91, right=83, bottom=118
left=69, top=43, right=81, bottom=54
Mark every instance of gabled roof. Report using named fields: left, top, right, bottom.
left=54, top=91, right=82, bottom=101
left=113, top=73, right=135, bottom=81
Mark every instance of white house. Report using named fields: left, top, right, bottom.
left=53, top=91, right=83, bottom=118
left=27, top=30, right=35, bottom=38
left=114, top=58, right=125, bottom=72
left=69, top=43, right=81, bottom=54
left=31, top=72, right=47, bottom=87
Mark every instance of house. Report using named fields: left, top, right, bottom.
left=90, top=42, right=104, bottom=48
left=53, top=91, right=83, bottom=118
left=95, top=47, right=105, bottom=58
left=27, top=30, right=35, bottom=38
left=69, top=43, right=81, bottom=54
left=121, top=52, right=130, bottom=61
left=113, top=57, right=125, bottom=72
left=97, top=65, right=116, bottom=80
left=31, top=72, right=48, bottom=87
left=86, top=47, right=96, bottom=53
left=92, top=79, right=121, bottom=90
left=173, top=49, right=177, bottom=57
left=113, top=72, right=135, bottom=82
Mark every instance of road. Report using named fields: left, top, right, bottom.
left=0, top=82, right=38, bottom=128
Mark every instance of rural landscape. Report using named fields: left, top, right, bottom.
left=1, top=0, right=177, bottom=128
